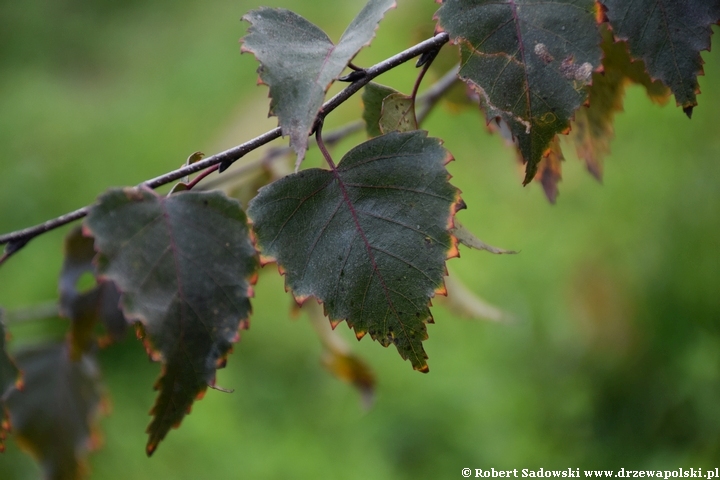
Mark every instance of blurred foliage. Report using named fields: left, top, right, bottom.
left=0, top=0, right=719, bottom=478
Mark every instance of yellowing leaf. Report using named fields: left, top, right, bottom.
left=571, top=26, right=671, bottom=179
left=451, top=221, right=517, bottom=255
left=379, top=93, right=418, bottom=134
left=435, top=276, right=511, bottom=323
left=362, top=82, right=399, bottom=138
left=304, top=302, right=375, bottom=409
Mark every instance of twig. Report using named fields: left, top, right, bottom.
left=200, top=66, right=459, bottom=192
left=200, top=120, right=364, bottom=191
left=0, top=32, right=450, bottom=260
left=185, top=164, right=220, bottom=191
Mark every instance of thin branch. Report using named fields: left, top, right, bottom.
left=200, top=120, right=364, bottom=191
left=0, top=32, right=450, bottom=256
left=0, top=208, right=89, bottom=254
left=315, top=122, right=337, bottom=171
left=200, top=66, right=459, bottom=192
left=408, top=57, right=433, bottom=127
left=417, top=66, right=460, bottom=123
left=185, top=164, right=220, bottom=191
left=318, top=33, right=449, bottom=120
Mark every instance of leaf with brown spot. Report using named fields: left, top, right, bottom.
left=534, top=136, right=564, bottom=204
left=379, top=93, right=418, bottom=134
left=362, top=82, right=399, bottom=138
left=571, top=26, right=671, bottom=179
left=435, top=0, right=602, bottom=183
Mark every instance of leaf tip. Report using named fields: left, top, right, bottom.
left=293, top=148, right=306, bottom=173
left=237, top=319, right=249, bottom=333
left=683, top=105, right=694, bottom=118
left=293, top=295, right=310, bottom=307
left=522, top=168, right=536, bottom=186
left=218, top=160, right=232, bottom=173
left=446, top=238, right=460, bottom=260
left=259, top=255, right=276, bottom=267
left=594, top=1, right=608, bottom=24
left=146, top=442, right=157, bottom=457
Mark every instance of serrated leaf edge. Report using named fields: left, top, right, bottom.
left=247, top=137, right=463, bottom=372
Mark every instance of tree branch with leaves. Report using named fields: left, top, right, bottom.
left=0, top=0, right=718, bottom=476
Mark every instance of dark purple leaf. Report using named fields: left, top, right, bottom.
left=5, top=343, right=103, bottom=480
left=600, top=0, right=720, bottom=116
left=435, top=0, right=602, bottom=183
left=0, top=313, right=19, bottom=453
left=241, top=0, right=396, bottom=168
left=248, top=131, right=462, bottom=371
left=59, top=227, right=128, bottom=356
left=85, top=188, right=257, bottom=455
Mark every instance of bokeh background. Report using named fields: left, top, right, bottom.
left=1, top=1, right=719, bottom=478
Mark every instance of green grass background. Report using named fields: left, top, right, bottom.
left=1, top=1, right=719, bottom=478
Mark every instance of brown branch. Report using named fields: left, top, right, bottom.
left=0, top=32, right=450, bottom=261
left=200, top=66, right=460, bottom=191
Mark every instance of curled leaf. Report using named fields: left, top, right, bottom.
left=451, top=221, right=517, bottom=255
left=362, top=82, right=400, bottom=137
left=182, top=152, right=204, bottom=184
left=167, top=182, right=189, bottom=196
left=242, top=0, right=396, bottom=168
left=435, top=276, right=511, bottom=323
left=571, top=25, right=671, bottom=180
left=534, top=136, right=564, bottom=204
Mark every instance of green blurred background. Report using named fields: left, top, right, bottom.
left=1, top=0, right=719, bottom=478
